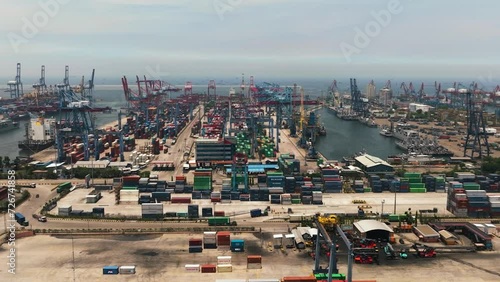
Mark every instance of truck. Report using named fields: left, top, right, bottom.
left=14, top=212, right=25, bottom=224
left=208, top=217, right=234, bottom=226
left=56, top=182, right=72, bottom=193
left=250, top=209, right=262, bottom=218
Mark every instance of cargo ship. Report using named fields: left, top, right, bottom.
left=0, top=118, right=20, bottom=133
left=18, top=116, right=56, bottom=152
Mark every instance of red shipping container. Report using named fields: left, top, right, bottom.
left=189, top=239, right=202, bottom=246
left=247, top=255, right=262, bottom=263
left=171, top=197, right=192, bottom=204
left=214, top=211, right=225, bottom=216
left=211, top=198, right=221, bottom=203
left=200, top=264, right=216, bottom=273
left=217, top=231, right=231, bottom=246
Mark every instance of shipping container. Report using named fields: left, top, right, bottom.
left=119, top=265, right=136, bottom=274
left=185, top=264, right=200, bottom=272
left=103, top=265, right=119, bottom=275
left=250, top=209, right=262, bottom=217
left=217, top=256, right=232, bottom=264
left=200, top=264, right=217, bottom=273
left=208, top=217, right=231, bottom=226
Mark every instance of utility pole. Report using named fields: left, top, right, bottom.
left=72, top=235, right=76, bottom=282
left=381, top=199, right=385, bottom=220
left=393, top=191, right=397, bottom=214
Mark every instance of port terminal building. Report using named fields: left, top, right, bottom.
left=354, top=153, right=394, bottom=174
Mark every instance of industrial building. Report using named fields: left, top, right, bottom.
left=73, top=160, right=110, bottom=169
left=353, top=219, right=394, bottom=242
left=195, top=138, right=236, bottom=166
left=354, top=154, right=394, bottom=174
left=409, top=103, right=433, bottom=113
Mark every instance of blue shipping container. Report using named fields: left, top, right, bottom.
left=103, top=265, right=119, bottom=275
left=250, top=209, right=262, bottom=217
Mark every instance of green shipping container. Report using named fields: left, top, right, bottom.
left=208, top=217, right=230, bottom=226
left=363, top=188, right=372, bottom=192
left=291, top=199, right=301, bottom=204
left=410, top=188, right=426, bottom=193
left=408, top=178, right=422, bottom=183
left=409, top=183, right=425, bottom=189
left=122, top=186, right=138, bottom=190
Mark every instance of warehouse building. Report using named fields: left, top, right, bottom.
left=73, top=160, right=110, bottom=169
left=354, top=154, right=394, bottom=174
left=409, top=103, right=433, bottom=113
left=353, top=219, right=394, bottom=242
left=195, top=138, right=236, bottom=166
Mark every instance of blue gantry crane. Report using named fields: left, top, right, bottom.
left=6, top=63, right=23, bottom=99
left=56, top=67, right=110, bottom=162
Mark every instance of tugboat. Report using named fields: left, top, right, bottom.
left=318, top=124, right=327, bottom=136
left=0, top=118, right=20, bottom=133
left=379, top=128, right=393, bottom=137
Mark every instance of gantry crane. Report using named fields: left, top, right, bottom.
left=313, top=213, right=354, bottom=282
left=56, top=68, right=109, bottom=162
left=464, top=82, right=490, bottom=159
left=32, top=65, right=47, bottom=107
left=6, top=63, right=23, bottom=99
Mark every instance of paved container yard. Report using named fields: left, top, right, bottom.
left=1, top=233, right=499, bottom=282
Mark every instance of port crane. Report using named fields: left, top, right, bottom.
left=79, top=69, right=95, bottom=105
left=350, top=78, right=365, bottom=116
left=184, top=81, right=193, bottom=96
left=464, top=81, right=490, bottom=159
left=56, top=68, right=110, bottom=162
left=417, top=82, right=425, bottom=102
left=208, top=80, right=217, bottom=101
left=32, top=65, right=47, bottom=107
left=6, top=63, right=23, bottom=99
left=313, top=213, right=354, bottom=282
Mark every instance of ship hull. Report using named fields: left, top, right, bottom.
left=18, top=140, right=55, bottom=152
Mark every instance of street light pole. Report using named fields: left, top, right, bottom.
left=381, top=199, right=385, bottom=220
left=393, top=190, right=397, bottom=214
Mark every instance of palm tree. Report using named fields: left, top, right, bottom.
left=3, top=156, right=11, bottom=168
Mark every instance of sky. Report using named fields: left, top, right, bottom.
left=1, top=0, right=500, bottom=87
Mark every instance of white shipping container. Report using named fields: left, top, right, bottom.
left=490, top=203, right=500, bottom=208
left=247, top=263, right=262, bottom=269
left=142, top=210, right=163, bottom=215
left=204, top=238, right=217, bottom=244
left=204, top=231, right=217, bottom=237
left=217, top=264, right=232, bottom=272
left=119, top=265, right=136, bottom=274
left=185, top=264, right=200, bottom=272
left=248, top=279, right=280, bottom=282
left=217, top=256, right=232, bottom=264
left=484, top=224, right=497, bottom=235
